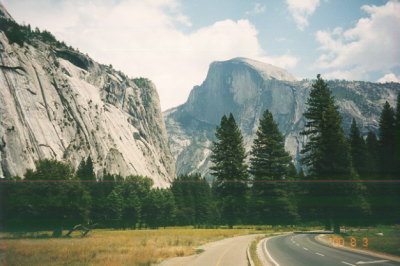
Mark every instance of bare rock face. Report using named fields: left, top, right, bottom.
left=164, top=57, right=400, bottom=177
left=0, top=11, right=175, bottom=186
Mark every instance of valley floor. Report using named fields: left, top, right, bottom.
left=0, top=228, right=260, bottom=265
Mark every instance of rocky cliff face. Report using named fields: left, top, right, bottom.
left=165, top=57, right=400, bottom=177
left=0, top=8, right=175, bottom=187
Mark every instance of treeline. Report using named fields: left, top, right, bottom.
left=1, top=158, right=179, bottom=235
left=0, top=16, right=70, bottom=49
left=209, top=74, right=400, bottom=232
left=1, top=75, right=399, bottom=235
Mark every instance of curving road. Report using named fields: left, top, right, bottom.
left=160, top=234, right=261, bottom=266
left=261, top=233, right=400, bottom=266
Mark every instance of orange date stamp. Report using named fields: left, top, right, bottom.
left=329, top=236, right=368, bottom=248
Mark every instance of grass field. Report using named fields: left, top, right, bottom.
left=328, top=225, right=400, bottom=257
left=249, top=235, right=265, bottom=266
left=1, top=228, right=264, bottom=266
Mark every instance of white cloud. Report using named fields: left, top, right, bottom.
left=3, top=0, right=298, bottom=110
left=246, top=3, right=266, bottom=15
left=286, top=0, right=320, bottom=30
left=377, top=73, right=400, bottom=83
left=259, top=55, right=299, bottom=69
left=315, top=0, right=400, bottom=80
left=322, top=69, right=364, bottom=81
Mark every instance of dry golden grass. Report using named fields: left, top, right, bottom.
left=0, top=228, right=260, bottom=265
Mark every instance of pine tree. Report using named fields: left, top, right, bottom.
left=249, top=110, right=298, bottom=224
left=210, top=113, right=248, bottom=227
left=301, top=75, right=353, bottom=177
left=76, top=156, right=96, bottom=181
left=300, top=74, right=335, bottom=175
left=300, top=75, right=369, bottom=232
left=210, top=114, right=248, bottom=182
left=349, top=119, right=368, bottom=177
left=378, top=102, right=396, bottom=178
left=76, top=156, right=97, bottom=223
left=374, top=101, right=400, bottom=224
left=317, top=103, right=352, bottom=178
left=250, top=110, right=292, bottom=179
left=395, top=94, right=400, bottom=175
left=395, top=94, right=400, bottom=222
left=85, top=156, right=95, bottom=180
left=76, top=159, right=86, bottom=179
left=365, top=131, right=379, bottom=178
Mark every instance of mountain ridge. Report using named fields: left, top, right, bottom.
left=164, top=57, right=400, bottom=177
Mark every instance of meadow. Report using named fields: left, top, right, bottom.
left=1, top=227, right=267, bottom=266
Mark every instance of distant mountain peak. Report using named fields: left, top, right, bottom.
left=165, top=57, right=400, bottom=178
left=0, top=3, right=13, bottom=21
left=216, top=57, right=298, bottom=82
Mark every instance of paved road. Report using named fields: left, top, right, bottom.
left=261, top=233, right=400, bottom=266
left=160, top=234, right=261, bottom=266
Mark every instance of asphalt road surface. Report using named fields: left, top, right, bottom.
left=160, top=234, right=261, bottom=266
left=262, top=233, right=400, bottom=266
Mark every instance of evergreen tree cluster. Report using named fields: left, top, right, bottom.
left=209, top=110, right=300, bottom=226
left=1, top=76, right=399, bottom=234
left=209, top=75, right=400, bottom=231
left=348, top=95, right=400, bottom=225
left=2, top=159, right=190, bottom=234
left=0, top=16, right=70, bottom=49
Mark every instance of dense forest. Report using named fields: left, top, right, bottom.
left=1, top=75, right=399, bottom=236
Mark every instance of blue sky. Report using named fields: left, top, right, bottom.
left=2, top=0, right=399, bottom=110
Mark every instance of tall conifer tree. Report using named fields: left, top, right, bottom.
left=370, top=101, right=400, bottom=224
left=378, top=102, right=396, bottom=177
left=349, top=119, right=368, bottom=176
left=76, top=156, right=96, bottom=181
left=249, top=110, right=298, bottom=224
left=210, top=113, right=248, bottom=226
left=395, top=94, right=400, bottom=221
left=300, top=74, right=334, bottom=174
left=395, top=94, right=400, bottom=175
left=300, top=75, right=369, bottom=232
left=365, top=131, right=379, bottom=178
left=250, top=110, right=291, bottom=178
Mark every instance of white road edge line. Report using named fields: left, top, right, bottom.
left=303, top=247, right=309, bottom=250
left=263, top=237, right=281, bottom=266
left=342, top=261, right=356, bottom=266
left=315, top=252, right=325, bottom=256
left=356, top=260, right=389, bottom=265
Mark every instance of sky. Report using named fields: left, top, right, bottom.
left=2, top=0, right=400, bottom=110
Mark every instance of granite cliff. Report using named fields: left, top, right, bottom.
left=0, top=5, right=175, bottom=187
